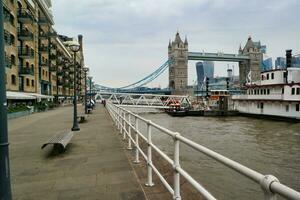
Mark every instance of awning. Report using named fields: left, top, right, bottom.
left=6, top=91, right=36, bottom=100
left=27, top=93, right=54, bottom=99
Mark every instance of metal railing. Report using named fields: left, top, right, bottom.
left=106, top=102, right=300, bottom=200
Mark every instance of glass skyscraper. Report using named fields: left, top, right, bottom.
left=196, top=61, right=214, bottom=89
left=262, top=57, right=273, bottom=71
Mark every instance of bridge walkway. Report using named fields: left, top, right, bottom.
left=8, top=105, right=146, bottom=200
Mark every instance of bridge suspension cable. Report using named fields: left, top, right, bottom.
left=98, top=59, right=171, bottom=90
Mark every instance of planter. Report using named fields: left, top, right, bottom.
left=7, top=110, right=31, bottom=119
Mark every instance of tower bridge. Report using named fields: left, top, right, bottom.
left=97, top=32, right=263, bottom=95
left=168, top=32, right=263, bottom=94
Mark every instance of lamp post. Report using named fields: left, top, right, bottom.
left=88, top=76, right=93, bottom=102
left=69, top=40, right=80, bottom=131
left=0, top=3, right=12, bottom=199
left=83, top=67, right=89, bottom=114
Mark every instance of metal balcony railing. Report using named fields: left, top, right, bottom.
left=18, top=47, right=34, bottom=58
left=39, top=45, right=48, bottom=52
left=19, top=67, right=34, bottom=75
left=17, top=29, right=34, bottom=41
left=106, top=103, right=300, bottom=200
left=17, top=9, right=34, bottom=23
left=38, top=17, right=48, bottom=25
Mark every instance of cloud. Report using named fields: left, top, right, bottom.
left=52, top=0, right=300, bottom=87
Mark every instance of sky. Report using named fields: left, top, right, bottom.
left=51, top=0, right=300, bottom=88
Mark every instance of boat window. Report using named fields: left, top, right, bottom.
left=282, top=88, right=284, bottom=94
left=267, top=74, right=269, bottom=80
left=286, top=105, right=289, bottom=112
left=271, top=73, right=274, bottom=79
left=296, top=104, right=300, bottom=112
left=260, top=103, right=264, bottom=109
left=297, top=88, right=300, bottom=95
left=291, top=88, right=295, bottom=95
left=215, top=91, right=219, bottom=95
left=267, top=89, right=270, bottom=95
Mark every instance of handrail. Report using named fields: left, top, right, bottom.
left=106, top=102, right=300, bottom=200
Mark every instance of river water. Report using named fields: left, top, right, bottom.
left=131, top=109, right=300, bottom=200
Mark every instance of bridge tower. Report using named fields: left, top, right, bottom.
left=239, top=36, right=263, bottom=84
left=168, top=32, right=188, bottom=95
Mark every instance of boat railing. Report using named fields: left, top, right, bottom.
left=106, top=102, right=300, bottom=200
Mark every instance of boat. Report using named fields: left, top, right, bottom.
left=165, top=103, right=187, bottom=117
left=232, top=67, right=300, bottom=121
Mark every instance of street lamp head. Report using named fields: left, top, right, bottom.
left=83, top=67, right=89, bottom=72
left=68, top=40, right=80, bottom=53
left=88, top=76, right=93, bottom=80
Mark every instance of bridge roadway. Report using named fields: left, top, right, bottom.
left=8, top=105, right=146, bottom=199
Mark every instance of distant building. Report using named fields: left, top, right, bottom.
left=196, top=61, right=214, bottom=89
left=275, top=57, right=286, bottom=69
left=262, top=57, right=273, bottom=71
left=292, top=56, right=300, bottom=68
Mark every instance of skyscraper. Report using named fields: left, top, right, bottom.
left=275, top=57, right=286, bottom=69
left=196, top=61, right=214, bottom=89
left=262, top=57, right=273, bottom=71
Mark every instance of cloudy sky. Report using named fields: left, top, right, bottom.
left=52, top=0, right=300, bottom=88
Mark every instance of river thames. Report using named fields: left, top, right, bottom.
left=134, top=110, right=300, bottom=200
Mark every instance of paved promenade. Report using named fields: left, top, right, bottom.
left=8, top=105, right=146, bottom=200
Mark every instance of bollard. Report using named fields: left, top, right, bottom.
left=127, top=113, right=132, bottom=150
left=145, top=121, right=154, bottom=187
left=133, top=116, right=140, bottom=164
left=173, top=133, right=181, bottom=200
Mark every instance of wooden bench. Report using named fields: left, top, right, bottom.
left=41, top=132, right=74, bottom=152
left=77, top=114, right=88, bottom=123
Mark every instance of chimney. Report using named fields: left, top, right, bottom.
left=78, top=34, right=83, bottom=52
left=285, top=49, right=292, bottom=83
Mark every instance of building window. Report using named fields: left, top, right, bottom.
left=297, top=88, right=300, bottom=95
left=267, top=89, right=270, bottom=95
left=26, top=78, right=30, bottom=86
left=271, top=73, right=274, bottom=79
left=11, top=55, right=15, bottom=65
left=267, top=73, right=269, bottom=80
left=260, top=103, right=264, bottom=109
left=31, top=80, right=34, bottom=87
left=11, top=74, right=16, bottom=85
left=26, top=62, right=29, bottom=68
left=42, top=69, right=45, bottom=76
left=286, top=105, right=289, bottom=112
left=291, top=88, right=295, bottom=95
left=282, top=88, right=284, bottom=94
left=296, top=104, right=300, bottom=112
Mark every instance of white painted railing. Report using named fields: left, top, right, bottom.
left=106, top=102, right=300, bottom=200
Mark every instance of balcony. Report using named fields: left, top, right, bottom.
left=38, top=17, right=48, bottom=25
left=49, top=53, right=56, bottom=60
left=48, top=31, right=57, bottom=38
left=18, top=29, right=34, bottom=41
left=19, top=67, right=34, bottom=76
left=18, top=47, right=34, bottom=59
left=17, top=9, right=34, bottom=23
left=39, top=45, right=48, bottom=52
left=49, top=66, right=56, bottom=72
left=39, top=60, right=48, bottom=67
left=39, top=31, right=48, bottom=39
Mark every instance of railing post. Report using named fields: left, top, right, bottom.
left=173, top=133, right=181, bottom=200
left=260, top=175, right=279, bottom=200
left=133, top=116, right=140, bottom=164
left=145, top=121, right=154, bottom=187
left=120, top=109, right=123, bottom=135
left=123, top=112, right=126, bottom=140
left=127, top=113, right=132, bottom=150
left=117, top=107, right=120, bottom=130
